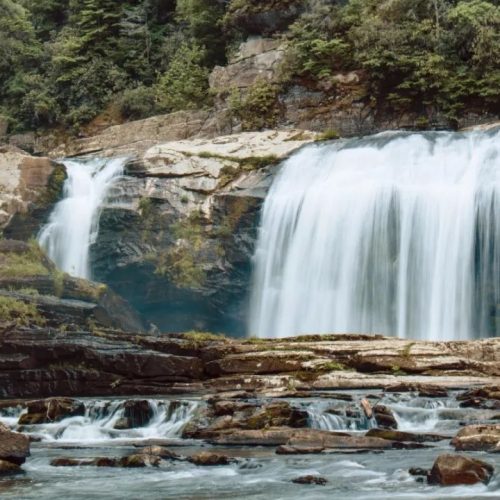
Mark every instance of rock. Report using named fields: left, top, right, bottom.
left=0, top=424, right=30, bottom=465
left=373, top=405, right=398, bottom=429
left=51, top=457, right=118, bottom=467
left=292, top=475, right=328, bottom=486
left=113, top=400, right=153, bottom=429
left=210, top=38, right=285, bottom=93
left=428, top=454, right=494, bottom=486
left=366, top=429, right=446, bottom=443
left=0, top=146, right=65, bottom=233
left=451, top=424, right=500, bottom=451
left=119, top=453, right=161, bottom=468
left=0, top=459, right=22, bottom=475
left=360, top=398, right=373, bottom=418
left=139, top=446, right=182, bottom=460
left=187, top=451, right=234, bottom=466
left=18, top=398, right=84, bottom=425
left=276, top=445, right=325, bottom=455
left=91, top=130, right=316, bottom=335
left=409, top=467, right=429, bottom=477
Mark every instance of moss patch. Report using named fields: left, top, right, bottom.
left=0, top=295, right=45, bottom=326
left=0, top=240, right=50, bottom=278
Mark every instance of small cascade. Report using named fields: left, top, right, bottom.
left=38, top=157, right=126, bottom=280
left=305, top=399, right=375, bottom=432
left=0, top=399, right=199, bottom=444
left=250, top=128, right=500, bottom=340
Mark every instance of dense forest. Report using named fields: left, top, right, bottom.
left=1, top=0, right=499, bottom=134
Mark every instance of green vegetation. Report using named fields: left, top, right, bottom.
left=0, top=240, right=50, bottom=278
left=316, top=129, right=340, bottom=142
left=1, top=0, right=498, bottom=132
left=285, top=0, right=500, bottom=122
left=180, top=330, right=228, bottom=342
left=228, top=79, right=282, bottom=130
left=155, top=211, right=207, bottom=289
left=0, top=295, right=45, bottom=326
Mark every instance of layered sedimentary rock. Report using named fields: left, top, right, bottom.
left=0, top=326, right=498, bottom=398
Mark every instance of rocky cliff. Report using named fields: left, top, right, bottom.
left=88, top=130, right=318, bottom=334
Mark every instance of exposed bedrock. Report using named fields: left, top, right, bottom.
left=0, top=325, right=498, bottom=398
left=89, top=130, right=317, bottom=335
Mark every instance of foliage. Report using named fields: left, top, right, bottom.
left=0, top=295, right=45, bottom=326
left=1, top=0, right=499, bottom=132
left=286, top=0, right=500, bottom=120
left=228, top=79, right=281, bottom=130
left=118, top=85, right=158, bottom=120
left=155, top=42, right=210, bottom=112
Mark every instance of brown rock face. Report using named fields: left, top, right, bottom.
left=292, top=475, right=328, bottom=486
left=0, top=459, right=22, bottom=475
left=373, top=405, right=398, bottom=429
left=0, top=424, right=30, bottom=465
left=428, top=454, right=494, bottom=486
left=113, top=400, right=153, bottom=429
left=451, top=424, right=500, bottom=451
left=18, top=398, right=84, bottom=425
left=188, top=451, right=234, bottom=466
left=366, top=429, right=446, bottom=443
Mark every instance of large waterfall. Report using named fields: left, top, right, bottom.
left=250, top=129, right=500, bottom=341
left=38, top=157, right=125, bottom=279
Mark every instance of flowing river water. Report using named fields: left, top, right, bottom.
left=0, top=392, right=498, bottom=499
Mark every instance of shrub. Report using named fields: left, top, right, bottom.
left=155, top=42, right=210, bottom=112
left=118, top=85, right=157, bottom=120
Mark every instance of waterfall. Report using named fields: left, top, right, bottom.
left=38, top=157, right=126, bottom=280
left=249, top=128, right=500, bottom=340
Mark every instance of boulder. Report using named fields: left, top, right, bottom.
left=408, top=467, right=429, bottom=477
left=18, top=397, right=85, bottom=425
left=113, top=400, right=153, bottom=429
left=451, top=424, right=500, bottom=451
left=187, top=451, right=234, bottom=466
left=0, top=145, right=64, bottom=232
left=373, top=405, right=398, bottom=429
left=0, top=459, right=22, bottom=475
left=366, top=429, right=446, bottom=443
left=0, top=423, right=30, bottom=465
left=119, top=453, right=161, bottom=468
left=51, top=457, right=118, bottom=467
left=292, top=475, right=328, bottom=486
left=139, top=446, right=182, bottom=460
left=428, top=454, right=494, bottom=486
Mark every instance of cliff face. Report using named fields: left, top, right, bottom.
left=0, top=145, right=65, bottom=237
left=89, top=130, right=318, bottom=335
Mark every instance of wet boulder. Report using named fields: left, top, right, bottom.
left=366, top=429, right=446, bottom=443
left=51, top=457, right=118, bottom=467
left=451, top=424, right=500, bottom=451
left=18, top=398, right=85, bottom=425
left=113, top=400, right=153, bottom=429
left=188, top=451, right=235, bottom=466
left=140, top=446, right=182, bottom=461
left=428, top=454, right=494, bottom=486
left=119, top=453, right=161, bottom=468
left=292, top=475, right=328, bottom=486
left=0, top=459, right=22, bottom=475
left=0, top=423, right=30, bottom=465
left=373, top=405, right=398, bottom=429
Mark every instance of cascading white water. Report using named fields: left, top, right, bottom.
left=250, top=128, right=500, bottom=340
left=0, top=399, right=199, bottom=444
left=38, top=157, right=126, bottom=280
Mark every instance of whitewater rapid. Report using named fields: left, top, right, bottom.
left=38, top=157, right=125, bottom=279
left=250, top=128, right=500, bottom=340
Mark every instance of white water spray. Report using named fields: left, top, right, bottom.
left=250, top=129, right=500, bottom=340
left=38, top=157, right=126, bottom=279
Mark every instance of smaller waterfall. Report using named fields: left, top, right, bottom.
left=0, top=399, right=199, bottom=444
left=38, top=157, right=126, bottom=280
